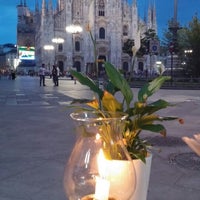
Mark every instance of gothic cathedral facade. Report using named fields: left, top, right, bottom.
left=17, top=0, right=157, bottom=75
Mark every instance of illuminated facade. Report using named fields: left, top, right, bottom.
left=17, top=0, right=157, bottom=75
left=17, top=1, right=36, bottom=72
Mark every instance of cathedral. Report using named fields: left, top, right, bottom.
left=17, top=0, right=157, bottom=76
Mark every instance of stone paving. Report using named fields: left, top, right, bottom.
left=0, top=76, right=200, bottom=200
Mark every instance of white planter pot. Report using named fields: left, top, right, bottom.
left=130, top=154, right=152, bottom=200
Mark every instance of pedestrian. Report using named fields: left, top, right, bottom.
left=52, top=65, right=59, bottom=86
left=11, top=70, right=16, bottom=80
left=56, top=66, right=60, bottom=86
left=39, top=63, right=46, bottom=86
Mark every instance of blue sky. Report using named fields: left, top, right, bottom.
left=0, top=0, right=199, bottom=45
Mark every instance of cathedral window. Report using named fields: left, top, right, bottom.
left=58, top=44, right=63, bottom=52
left=98, top=0, right=105, bottom=16
left=123, top=62, right=129, bottom=72
left=74, top=61, right=81, bottom=72
left=75, top=41, right=80, bottom=51
left=18, top=16, right=22, bottom=22
left=72, top=0, right=83, bottom=18
left=99, top=27, right=105, bottom=39
left=123, top=25, right=128, bottom=36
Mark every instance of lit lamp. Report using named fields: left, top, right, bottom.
left=184, top=49, right=193, bottom=54
left=43, top=45, right=54, bottom=50
left=155, top=61, right=165, bottom=75
left=52, top=37, right=64, bottom=44
left=93, top=149, right=135, bottom=200
left=52, top=38, right=64, bottom=65
left=66, top=24, right=83, bottom=34
left=66, top=24, right=82, bottom=69
left=43, top=45, right=54, bottom=71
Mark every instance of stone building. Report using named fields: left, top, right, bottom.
left=0, top=44, right=18, bottom=73
left=17, top=0, right=157, bottom=76
left=17, top=0, right=36, bottom=73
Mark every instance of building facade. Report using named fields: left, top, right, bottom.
left=17, top=0, right=157, bottom=76
left=0, top=44, right=18, bottom=73
left=17, top=1, right=37, bottom=74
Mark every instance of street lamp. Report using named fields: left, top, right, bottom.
left=52, top=37, right=64, bottom=44
left=52, top=37, right=64, bottom=66
left=44, top=45, right=54, bottom=50
left=66, top=25, right=83, bottom=34
left=184, top=49, right=193, bottom=78
left=155, top=61, right=165, bottom=75
left=43, top=45, right=54, bottom=72
left=184, top=49, right=193, bottom=54
left=66, top=24, right=83, bottom=71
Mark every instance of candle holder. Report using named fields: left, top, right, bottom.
left=64, top=111, right=136, bottom=200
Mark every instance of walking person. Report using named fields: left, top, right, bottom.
left=52, top=65, right=59, bottom=86
left=39, top=63, right=46, bottom=86
left=56, top=66, right=60, bottom=86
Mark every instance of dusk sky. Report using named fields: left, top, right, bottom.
left=0, top=0, right=199, bottom=45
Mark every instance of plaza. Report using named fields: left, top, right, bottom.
left=0, top=76, right=200, bottom=200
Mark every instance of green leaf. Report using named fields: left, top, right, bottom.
left=70, top=98, right=94, bottom=104
left=159, top=116, right=179, bottom=121
left=104, top=62, right=133, bottom=107
left=104, top=81, right=119, bottom=95
left=70, top=70, right=104, bottom=98
left=138, top=76, right=170, bottom=102
left=140, top=124, right=166, bottom=134
left=140, top=99, right=173, bottom=115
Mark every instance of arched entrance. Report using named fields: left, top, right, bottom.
left=58, top=61, right=64, bottom=74
left=98, top=55, right=106, bottom=77
left=74, top=61, right=81, bottom=72
left=123, top=62, right=129, bottom=72
left=138, top=62, right=144, bottom=72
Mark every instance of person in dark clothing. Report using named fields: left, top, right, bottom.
left=52, top=65, right=59, bottom=86
left=11, top=70, right=16, bottom=80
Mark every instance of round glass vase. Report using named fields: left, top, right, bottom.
left=63, top=111, right=136, bottom=200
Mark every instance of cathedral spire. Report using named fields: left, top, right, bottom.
left=133, top=0, right=137, bottom=6
left=48, top=0, right=53, bottom=14
left=147, top=0, right=157, bottom=33
left=35, top=0, right=39, bottom=12
left=56, top=0, right=59, bottom=12
left=58, top=0, right=65, bottom=11
left=42, top=0, right=47, bottom=16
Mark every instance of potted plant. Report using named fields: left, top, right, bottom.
left=70, top=62, right=182, bottom=160
left=68, top=61, right=183, bottom=200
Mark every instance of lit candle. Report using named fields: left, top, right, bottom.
left=96, top=149, right=135, bottom=200
left=95, top=176, right=110, bottom=200
left=94, top=149, right=110, bottom=200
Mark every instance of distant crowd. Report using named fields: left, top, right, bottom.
left=0, top=69, right=16, bottom=80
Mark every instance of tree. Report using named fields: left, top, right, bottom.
left=162, top=15, right=200, bottom=77
left=185, top=15, right=200, bottom=77
left=122, top=39, right=135, bottom=57
left=137, top=29, right=158, bottom=57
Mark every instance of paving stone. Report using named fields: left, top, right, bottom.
left=0, top=76, right=200, bottom=200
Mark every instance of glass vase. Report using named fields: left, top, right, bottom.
left=63, top=111, right=136, bottom=200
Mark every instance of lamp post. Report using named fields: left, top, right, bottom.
left=43, top=45, right=54, bottom=72
left=66, top=24, right=83, bottom=71
left=85, top=24, right=98, bottom=79
left=184, top=49, right=193, bottom=54
left=66, top=25, right=83, bottom=34
left=184, top=49, right=193, bottom=78
left=52, top=37, right=64, bottom=66
left=155, top=61, right=165, bottom=75
left=52, top=37, right=65, bottom=44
